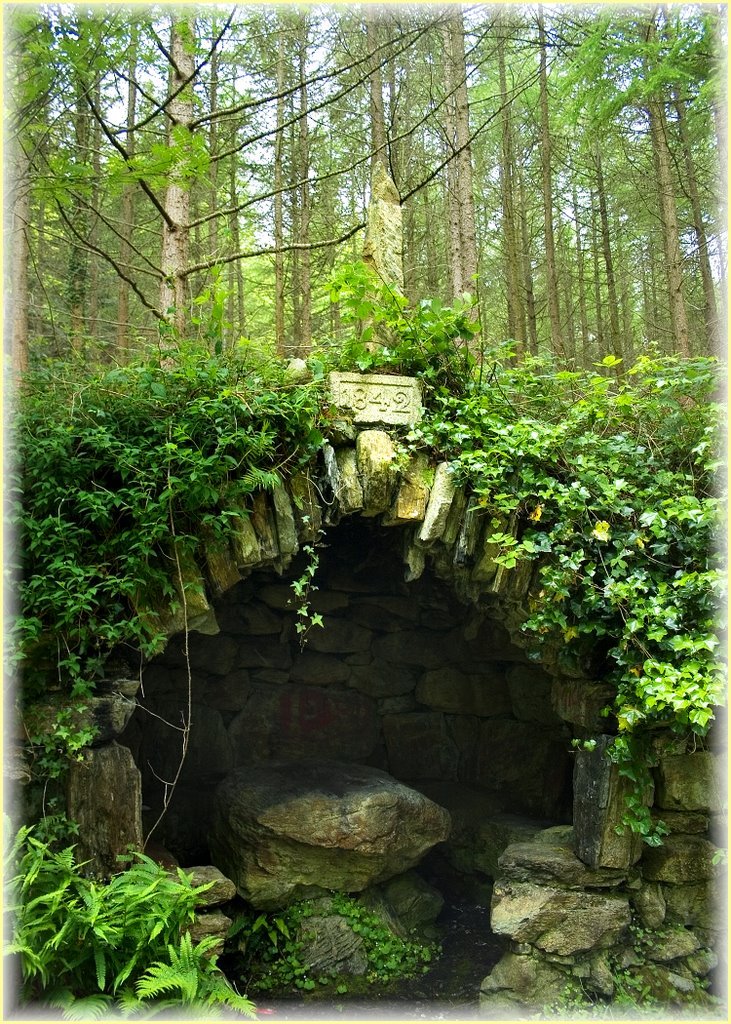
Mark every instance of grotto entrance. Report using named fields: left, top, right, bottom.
left=120, top=514, right=575, bottom=1012
left=122, top=516, right=574, bottom=872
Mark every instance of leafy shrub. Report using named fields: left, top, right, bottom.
left=9, top=347, right=324, bottom=713
left=4, top=821, right=255, bottom=1017
left=407, top=348, right=725, bottom=838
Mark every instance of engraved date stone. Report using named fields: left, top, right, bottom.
left=328, top=372, right=423, bottom=427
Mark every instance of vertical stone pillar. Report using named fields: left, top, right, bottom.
left=362, top=163, right=404, bottom=291
left=66, top=741, right=143, bottom=877
left=573, top=734, right=646, bottom=868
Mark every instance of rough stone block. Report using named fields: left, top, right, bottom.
left=491, top=880, right=631, bottom=955
left=416, top=666, right=512, bottom=717
left=66, top=742, right=143, bottom=878
left=551, top=677, right=615, bottom=730
left=356, top=430, right=399, bottom=516
left=641, top=834, right=718, bottom=884
left=230, top=512, right=261, bottom=568
left=498, top=836, right=628, bottom=889
left=305, top=617, right=372, bottom=654
left=480, top=950, right=569, bottom=1012
left=249, top=492, right=279, bottom=562
left=329, top=372, right=422, bottom=427
left=417, top=462, right=457, bottom=544
left=202, top=529, right=241, bottom=597
left=383, top=453, right=430, bottom=525
left=348, top=659, right=416, bottom=698
left=573, top=734, right=645, bottom=869
left=383, top=712, right=458, bottom=780
left=507, top=664, right=562, bottom=724
left=186, top=865, right=237, bottom=907
left=288, top=471, right=323, bottom=542
left=655, top=752, right=723, bottom=813
left=290, top=651, right=351, bottom=686
left=272, top=483, right=299, bottom=559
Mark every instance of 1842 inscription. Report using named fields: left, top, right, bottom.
left=329, top=372, right=423, bottom=426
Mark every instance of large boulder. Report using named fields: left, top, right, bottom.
left=209, top=759, right=451, bottom=909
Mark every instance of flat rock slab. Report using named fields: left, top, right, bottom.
left=210, top=759, right=451, bottom=909
left=329, top=372, right=423, bottom=426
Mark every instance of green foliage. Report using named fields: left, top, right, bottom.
left=290, top=529, right=326, bottom=648
left=4, top=821, right=255, bottom=1017
left=327, top=261, right=479, bottom=394
left=407, top=347, right=726, bottom=837
left=228, top=894, right=437, bottom=995
left=10, top=347, right=324, bottom=717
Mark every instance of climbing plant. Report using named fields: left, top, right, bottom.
left=406, top=345, right=725, bottom=839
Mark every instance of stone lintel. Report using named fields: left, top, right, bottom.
left=329, top=372, right=423, bottom=427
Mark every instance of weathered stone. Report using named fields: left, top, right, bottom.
left=186, top=865, right=237, bottom=908
left=66, top=742, right=143, bottom=878
left=297, top=905, right=369, bottom=975
left=188, top=634, right=238, bottom=675
left=372, top=629, right=451, bottom=668
left=655, top=752, right=722, bottom=813
left=641, top=834, right=718, bottom=883
left=362, top=163, right=404, bottom=290
left=633, top=882, right=667, bottom=929
left=418, top=463, right=457, bottom=543
left=653, top=809, right=710, bottom=834
left=403, top=533, right=426, bottom=581
left=454, top=502, right=482, bottom=564
left=662, top=882, right=718, bottom=930
left=416, top=666, right=512, bottom=717
left=202, top=529, right=241, bottom=597
left=329, top=372, right=423, bottom=428
left=491, top=880, right=631, bottom=955
left=216, top=598, right=283, bottom=636
left=233, top=638, right=292, bottom=670
left=461, top=813, right=547, bottom=880
left=24, top=692, right=137, bottom=748
left=351, top=594, right=420, bottom=623
left=209, top=760, right=451, bottom=908
left=306, top=617, right=372, bottom=654
left=348, top=659, right=416, bottom=698
left=250, top=492, right=280, bottom=562
left=391, top=453, right=432, bottom=520
left=228, top=683, right=378, bottom=764
left=507, top=665, right=562, bottom=724
left=480, top=951, right=569, bottom=1013
left=333, top=445, right=364, bottom=516
left=498, top=837, right=627, bottom=889
left=383, top=712, right=458, bottom=780
left=644, top=926, right=701, bottom=962
left=187, top=910, right=232, bottom=958
left=290, top=651, right=351, bottom=686
left=289, top=471, right=323, bottom=542
left=685, top=948, right=719, bottom=976
left=272, top=483, right=299, bottom=560
left=363, top=871, right=444, bottom=937
left=230, top=512, right=261, bottom=568
left=285, top=358, right=311, bottom=382
left=551, top=677, right=615, bottom=731
left=586, top=952, right=615, bottom=997
left=142, top=698, right=234, bottom=783
left=477, top=719, right=572, bottom=819
left=133, top=546, right=218, bottom=641
left=356, top=430, right=399, bottom=516
left=573, top=734, right=645, bottom=869
left=441, top=487, right=467, bottom=547
left=472, top=516, right=515, bottom=583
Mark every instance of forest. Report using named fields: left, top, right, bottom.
left=7, top=2, right=726, bottom=367
left=5, top=2, right=728, bottom=1020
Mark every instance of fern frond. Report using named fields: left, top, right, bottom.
left=61, top=994, right=114, bottom=1021
left=93, top=944, right=106, bottom=991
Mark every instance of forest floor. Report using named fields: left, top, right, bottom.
left=250, top=901, right=504, bottom=1020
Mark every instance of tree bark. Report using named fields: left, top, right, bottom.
left=497, top=18, right=525, bottom=355
left=518, top=163, right=538, bottom=356
left=159, top=16, right=195, bottom=339
left=366, top=6, right=388, bottom=177
left=594, top=144, right=623, bottom=367
left=273, top=25, right=286, bottom=357
left=571, top=182, right=590, bottom=367
left=294, top=14, right=312, bottom=357
left=10, top=141, right=30, bottom=379
left=116, top=24, right=138, bottom=355
left=537, top=7, right=562, bottom=358
left=674, top=89, right=719, bottom=351
left=645, top=16, right=690, bottom=358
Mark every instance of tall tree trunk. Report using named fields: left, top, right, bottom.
left=497, top=19, right=525, bottom=355
left=594, top=145, right=623, bottom=367
left=227, top=149, right=246, bottom=343
left=590, top=190, right=604, bottom=358
left=273, top=25, right=286, bottom=357
left=88, top=77, right=102, bottom=342
left=571, top=182, right=590, bottom=367
left=116, top=25, right=138, bottom=355
left=442, top=9, right=479, bottom=322
left=294, top=15, right=311, bottom=357
left=645, top=16, right=690, bottom=358
left=518, top=163, right=538, bottom=355
left=159, top=16, right=195, bottom=339
left=10, top=141, right=30, bottom=379
left=366, top=6, right=388, bottom=177
left=69, top=40, right=90, bottom=351
left=673, top=90, right=719, bottom=351
left=537, top=7, right=562, bottom=358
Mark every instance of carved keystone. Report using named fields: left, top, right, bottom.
left=329, top=372, right=423, bottom=427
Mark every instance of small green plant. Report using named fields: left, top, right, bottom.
left=4, top=821, right=255, bottom=1017
left=289, top=530, right=325, bottom=649
left=228, top=894, right=437, bottom=995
